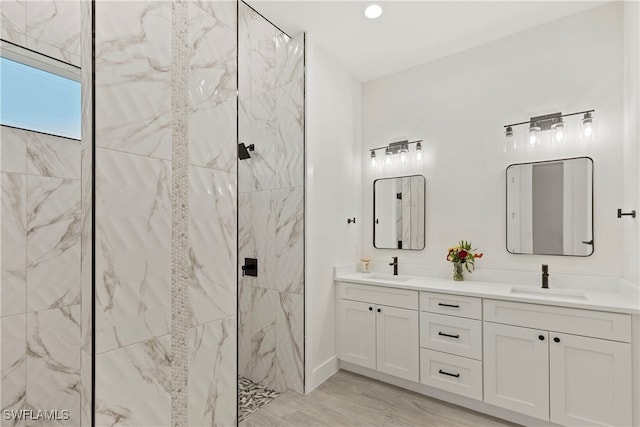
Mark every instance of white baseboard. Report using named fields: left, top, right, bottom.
left=305, top=355, right=339, bottom=394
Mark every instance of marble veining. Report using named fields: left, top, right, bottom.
left=239, top=91, right=277, bottom=193
left=191, top=0, right=236, bottom=32
left=94, top=149, right=171, bottom=354
left=26, top=133, right=81, bottom=180
left=25, top=0, right=81, bottom=67
left=238, top=282, right=252, bottom=377
left=249, top=287, right=278, bottom=390
left=26, top=176, right=81, bottom=313
left=189, top=99, right=237, bottom=173
left=1, top=126, right=27, bottom=175
left=275, top=33, right=304, bottom=88
left=79, top=1, right=93, bottom=423
left=1, top=173, right=27, bottom=317
left=188, top=317, right=237, bottom=426
left=275, top=79, right=304, bottom=189
left=188, top=166, right=237, bottom=327
left=188, top=3, right=236, bottom=111
left=94, top=336, right=171, bottom=426
left=1, top=0, right=26, bottom=46
left=275, top=292, right=304, bottom=393
left=25, top=306, right=81, bottom=426
left=1, top=314, right=26, bottom=427
left=251, top=190, right=277, bottom=291
left=275, top=187, right=304, bottom=294
left=238, top=2, right=304, bottom=395
left=94, top=1, right=172, bottom=160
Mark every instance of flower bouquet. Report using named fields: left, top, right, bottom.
left=446, top=241, right=483, bottom=281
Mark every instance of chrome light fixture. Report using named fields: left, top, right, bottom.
left=415, top=141, right=423, bottom=161
left=369, top=139, right=424, bottom=170
left=551, top=119, right=566, bottom=143
left=581, top=111, right=595, bottom=140
left=528, top=122, right=541, bottom=146
left=504, top=109, right=595, bottom=149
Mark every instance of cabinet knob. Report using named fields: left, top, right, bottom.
left=538, top=335, right=545, bottom=341
left=377, top=308, right=381, bottom=313
left=553, top=337, right=560, bottom=343
left=369, top=306, right=373, bottom=311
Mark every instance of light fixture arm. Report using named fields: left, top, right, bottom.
left=504, top=109, right=595, bottom=129
left=369, top=139, right=423, bottom=154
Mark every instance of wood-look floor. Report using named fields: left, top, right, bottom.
left=240, top=370, right=520, bottom=427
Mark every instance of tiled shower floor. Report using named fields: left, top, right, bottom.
left=238, top=377, right=281, bottom=422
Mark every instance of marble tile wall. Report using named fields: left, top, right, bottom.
left=1, top=125, right=83, bottom=427
left=91, top=1, right=237, bottom=425
left=1, top=0, right=81, bottom=67
left=1, top=2, right=85, bottom=425
left=79, top=1, right=93, bottom=424
left=238, top=2, right=305, bottom=394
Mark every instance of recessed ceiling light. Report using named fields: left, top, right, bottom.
left=364, top=4, right=383, bottom=19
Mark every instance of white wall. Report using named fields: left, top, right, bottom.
left=361, top=3, right=628, bottom=280
left=305, top=37, right=362, bottom=392
left=623, top=1, right=640, bottom=286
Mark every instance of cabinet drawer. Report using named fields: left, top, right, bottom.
left=420, top=349, right=482, bottom=401
left=339, top=282, right=418, bottom=310
left=484, top=299, right=631, bottom=342
left=420, top=292, right=481, bottom=319
left=420, top=313, right=482, bottom=360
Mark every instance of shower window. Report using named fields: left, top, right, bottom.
left=1, top=42, right=81, bottom=140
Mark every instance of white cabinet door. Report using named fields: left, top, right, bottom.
left=339, top=299, right=376, bottom=369
left=376, top=305, right=419, bottom=382
left=483, top=322, right=549, bottom=421
left=549, top=333, right=632, bottom=427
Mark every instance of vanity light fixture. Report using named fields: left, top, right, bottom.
left=503, top=109, right=595, bottom=148
left=581, top=111, right=595, bottom=140
left=503, top=126, right=516, bottom=152
left=385, top=149, right=392, bottom=166
left=369, top=139, right=424, bottom=169
left=415, top=141, right=423, bottom=161
left=551, top=119, right=566, bottom=143
left=528, top=122, right=541, bottom=146
left=364, top=4, right=383, bottom=19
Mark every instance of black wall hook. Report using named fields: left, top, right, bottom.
left=347, top=217, right=356, bottom=224
left=617, top=209, right=636, bottom=219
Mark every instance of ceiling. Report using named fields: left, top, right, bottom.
left=247, top=0, right=608, bottom=82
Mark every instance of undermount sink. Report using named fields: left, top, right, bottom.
left=510, top=286, right=587, bottom=300
left=367, top=272, right=413, bottom=282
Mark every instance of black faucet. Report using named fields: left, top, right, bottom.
left=389, top=257, right=398, bottom=275
left=542, top=264, right=549, bottom=289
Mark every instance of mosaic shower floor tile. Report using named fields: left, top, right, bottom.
left=238, top=377, right=281, bottom=422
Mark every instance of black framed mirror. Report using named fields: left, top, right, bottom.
left=506, top=157, right=594, bottom=256
left=374, top=175, right=425, bottom=250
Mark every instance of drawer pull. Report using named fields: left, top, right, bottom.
left=438, top=303, right=460, bottom=308
left=438, top=331, right=460, bottom=339
left=438, top=369, right=460, bottom=378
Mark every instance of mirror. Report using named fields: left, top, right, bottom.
left=506, top=157, right=593, bottom=256
left=374, top=175, right=425, bottom=250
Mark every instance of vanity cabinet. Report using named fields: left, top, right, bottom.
left=338, top=283, right=419, bottom=381
left=483, top=299, right=632, bottom=426
left=419, top=292, right=483, bottom=400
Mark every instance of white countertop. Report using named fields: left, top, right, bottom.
left=334, top=266, right=640, bottom=315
